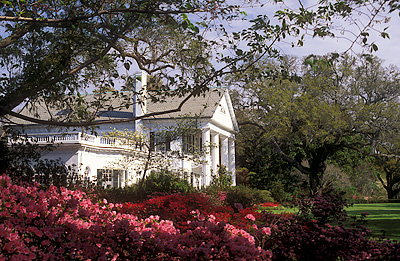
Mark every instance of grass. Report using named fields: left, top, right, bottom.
left=346, top=203, right=400, bottom=242
left=264, top=203, right=400, bottom=242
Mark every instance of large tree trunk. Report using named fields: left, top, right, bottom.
left=308, top=157, right=327, bottom=195
left=377, top=173, right=400, bottom=200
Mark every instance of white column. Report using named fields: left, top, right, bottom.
left=211, top=132, right=220, bottom=178
left=221, top=136, right=229, bottom=169
left=202, top=129, right=211, bottom=186
left=229, top=138, right=236, bottom=186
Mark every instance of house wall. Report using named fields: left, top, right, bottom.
left=40, top=146, right=80, bottom=170
left=8, top=89, right=238, bottom=188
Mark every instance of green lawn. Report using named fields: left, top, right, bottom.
left=346, top=203, right=400, bottom=242
left=265, top=203, right=400, bottom=242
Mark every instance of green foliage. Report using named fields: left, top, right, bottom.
left=225, top=185, right=274, bottom=209
left=232, top=109, right=299, bottom=193
left=269, top=181, right=288, bottom=203
left=210, top=165, right=232, bottom=190
left=89, top=186, right=140, bottom=204
left=1, top=0, right=397, bottom=128
left=232, top=54, right=400, bottom=194
left=235, top=167, right=251, bottom=186
left=369, top=130, right=400, bottom=199
left=90, top=170, right=195, bottom=203
left=0, top=129, right=53, bottom=172
left=142, top=170, right=195, bottom=196
left=5, top=158, right=82, bottom=188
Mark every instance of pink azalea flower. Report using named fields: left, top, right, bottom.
left=262, top=227, right=272, bottom=236
left=245, top=214, right=256, bottom=221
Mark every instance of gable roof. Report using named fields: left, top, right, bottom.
left=8, top=88, right=233, bottom=126
left=146, top=89, right=225, bottom=119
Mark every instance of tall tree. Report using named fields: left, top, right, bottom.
left=373, top=131, right=400, bottom=199
left=0, top=0, right=399, bottom=127
left=233, top=54, right=400, bottom=194
left=231, top=90, right=296, bottom=191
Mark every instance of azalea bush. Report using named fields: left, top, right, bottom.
left=0, top=174, right=271, bottom=260
left=120, top=193, right=266, bottom=231
left=2, top=171, right=400, bottom=260
left=259, top=202, right=282, bottom=208
left=261, top=190, right=400, bottom=260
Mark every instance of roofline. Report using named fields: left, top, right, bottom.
left=143, top=116, right=212, bottom=121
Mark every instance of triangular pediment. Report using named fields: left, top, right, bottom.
left=210, top=91, right=239, bottom=133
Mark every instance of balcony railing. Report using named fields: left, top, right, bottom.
left=12, top=132, right=142, bottom=149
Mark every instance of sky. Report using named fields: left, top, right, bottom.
left=230, top=0, right=400, bottom=67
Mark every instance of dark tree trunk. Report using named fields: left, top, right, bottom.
left=308, top=157, right=327, bottom=195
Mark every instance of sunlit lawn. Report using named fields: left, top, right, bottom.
left=346, top=203, right=400, bottom=242
left=264, top=203, right=400, bottom=242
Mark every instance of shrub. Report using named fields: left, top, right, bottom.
left=269, top=180, right=287, bottom=203
left=261, top=188, right=400, bottom=260
left=295, top=188, right=350, bottom=225
left=0, top=174, right=271, bottom=260
left=120, top=192, right=268, bottom=232
left=262, top=211, right=400, bottom=260
left=142, top=170, right=194, bottom=196
left=6, top=159, right=82, bottom=188
left=89, top=170, right=195, bottom=203
left=210, top=165, right=232, bottom=190
left=225, top=185, right=274, bottom=209
left=89, top=185, right=140, bottom=203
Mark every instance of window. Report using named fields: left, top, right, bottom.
left=97, top=169, right=124, bottom=188
left=182, top=132, right=202, bottom=154
left=150, top=131, right=172, bottom=152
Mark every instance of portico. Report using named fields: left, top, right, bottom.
left=202, top=127, right=236, bottom=186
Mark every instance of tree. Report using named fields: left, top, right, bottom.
left=375, top=157, right=400, bottom=199
left=372, top=131, right=400, bottom=199
left=232, top=54, right=400, bottom=194
left=231, top=99, right=297, bottom=192
left=1, top=0, right=399, bottom=128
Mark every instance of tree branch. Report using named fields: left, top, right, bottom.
left=238, top=120, right=312, bottom=175
left=0, top=7, right=215, bottom=25
left=269, top=138, right=311, bottom=175
left=0, top=38, right=117, bottom=114
left=2, top=91, right=195, bottom=127
left=0, top=24, right=35, bottom=48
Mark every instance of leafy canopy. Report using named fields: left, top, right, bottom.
left=0, top=0, right=399, bottom=127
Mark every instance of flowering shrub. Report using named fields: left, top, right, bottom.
left=120, top=193, right=265, bottom=231
left=0, top=174, right=270, bottom=260
left=259, top=202, right=282, bottom=208
left=260, top=191, right=400, bottom=260
left=261, top=211, right=400, bottom=260
left=295, top=189, right=350, bottom=225
left=3, top=172, right=400, bottom=261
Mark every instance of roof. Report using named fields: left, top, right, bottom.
left=8, top=88, right=228, bottom=125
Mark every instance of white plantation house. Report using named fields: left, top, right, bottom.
left=7, top=72, right=239, bottom=188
